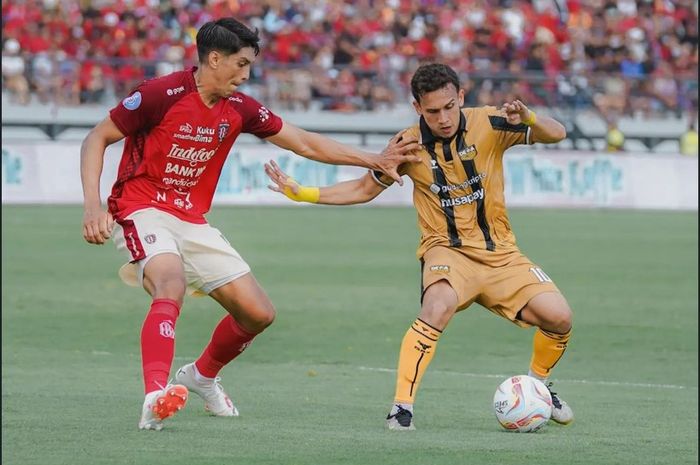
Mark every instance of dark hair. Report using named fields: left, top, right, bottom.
left=196, top=18, right=260, bottom=63
left=410, top=63, right=460, bottom=102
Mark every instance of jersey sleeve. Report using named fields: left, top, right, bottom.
left=109, top=80, right=168, bottom=136
left=236, top=94, right=283, bottom=138
left=482, top=106, right=533, bottom=149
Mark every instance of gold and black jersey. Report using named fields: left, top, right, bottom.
left=371, top=106, right=532, bottom=259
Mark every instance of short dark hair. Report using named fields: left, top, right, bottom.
left=410, top=63, right=460, bottom=102
left=196, top=18, right=260, bottom=63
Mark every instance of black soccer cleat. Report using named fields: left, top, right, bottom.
left=547, top=382, right=574, bottom=425
left=386, top=404, right=416, bottom=431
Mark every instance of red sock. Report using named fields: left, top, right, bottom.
left=195, top=315, right=257, bottom=378
left=141, top=299, right=180, bottom=394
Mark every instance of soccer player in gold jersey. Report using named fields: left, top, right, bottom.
left=264, top=63, right=574, bottom=430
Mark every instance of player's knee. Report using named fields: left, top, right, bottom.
left=548, top=306, right=573, bottom=333
left=248, top=303, right=276, bottom=332
left=419, top=297, right=457, bottom=329
left=150, top=277, right=187, bottom=304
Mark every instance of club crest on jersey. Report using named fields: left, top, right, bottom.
left=218, top=122, right=230, bottom=143
left=122, top=91, right=142, bottom=110
left=458, top=144, right=478, bottom=160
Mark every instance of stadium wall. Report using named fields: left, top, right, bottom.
left=1, top=142, right=697, bottom=210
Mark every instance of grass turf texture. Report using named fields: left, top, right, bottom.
left=2, top=205, right=697, bottom=465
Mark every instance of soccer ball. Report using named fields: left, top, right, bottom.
left=493, top=375, right=552, bottom=432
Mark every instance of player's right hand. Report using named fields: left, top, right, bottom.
left=83, top=207, right=114, bottom=245
left=376, top=129, right=421, bottom=186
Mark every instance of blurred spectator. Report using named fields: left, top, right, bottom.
left=606, top=120, right=626, bottom=153
left=679, top=120, right=698, bottom=156
left=2, top=38, right=30, bottom=104
left=0, top=0, right=697, bottom=119
left=30, top=51, right=57, bottom=104
left=79, top=53, right=107, bottom=104
left=156, top=45, right=186, bottom=77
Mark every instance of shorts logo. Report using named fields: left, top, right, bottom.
left=122, top=91, right=142, bottom=110
left=218, top=121, right=230, bottom=143
left=144, top=234, right=156, bottom=244
left=458, top=144, right=478, bottom=160
left=159, top=320, right=175, bottom=339
left=429, top=265, right=450, bottom=273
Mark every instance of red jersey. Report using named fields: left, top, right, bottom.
left=108, top=67, right=283, bottom=224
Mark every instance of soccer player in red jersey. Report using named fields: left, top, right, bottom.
left=80, top=17, right=419, bottom=431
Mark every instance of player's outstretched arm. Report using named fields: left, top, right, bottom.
left=264, top=160, right=385, bottom=205
left=265, top=122, right=420, bottom=186
left=501, top=100, right=567, bottom=144
left=80, top=116, right=125, bottom=245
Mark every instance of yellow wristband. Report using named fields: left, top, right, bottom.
left=283, top=181, right=320, bottom=203
left=523, top=110, right=537, bottom=126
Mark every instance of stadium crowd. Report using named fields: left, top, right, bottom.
left=2, top=0, right=698, bottom=119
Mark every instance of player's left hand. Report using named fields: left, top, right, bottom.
left=501, top=99, right=532, bottom=125
left=264, top=160, right=299, bottom=196
left=376, top=129, right=421, bottom=186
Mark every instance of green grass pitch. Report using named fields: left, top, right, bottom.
left=2, top=205, right=697, bottom=465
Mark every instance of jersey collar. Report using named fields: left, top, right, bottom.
left=419, top=111, right=467, bottom=145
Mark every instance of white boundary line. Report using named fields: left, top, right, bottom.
left=357, top=366, right=696, bottom=390
left=94, top=352, right=696, bottom=391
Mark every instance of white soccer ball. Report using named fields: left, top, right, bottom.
left=493, top=375, right=552, bottom=432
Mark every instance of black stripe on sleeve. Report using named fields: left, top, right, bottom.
left=456, top=133, right=495, bottom=251
left=488, top=115, right=528, bottom=133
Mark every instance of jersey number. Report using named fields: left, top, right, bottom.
left=529, top=267, right=552, bottom=283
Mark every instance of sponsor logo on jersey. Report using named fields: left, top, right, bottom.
left=162, top=177, right=198, bottom=188
left=458, top=144, right=478, bottom=160
left=258, top=106, right=270, bottom=122
left=144, top=234, right=157, bottom=244
left=165, top=162, right=207, bottom=178
left=430, top=159, right=438, bottom=170
left=439, top=188, right=484, bottom=207
left=228, top=96, right=243, bottom=103
left=179, top=123, right=193, bottom=134
left=173, top=132, right=213, bottom=143
left=431, top=173, right=487, bottom=194
left=122, top=91, right=142, bottom=110
left=174, top=197, right=193, bottom=210
left=197, top=126, right=215, bottom=136
left=218, top=121, right=230, bottom=143
left=166, top=85, right=185, bottom=96
left=167, top=143, right=216, bottom=166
